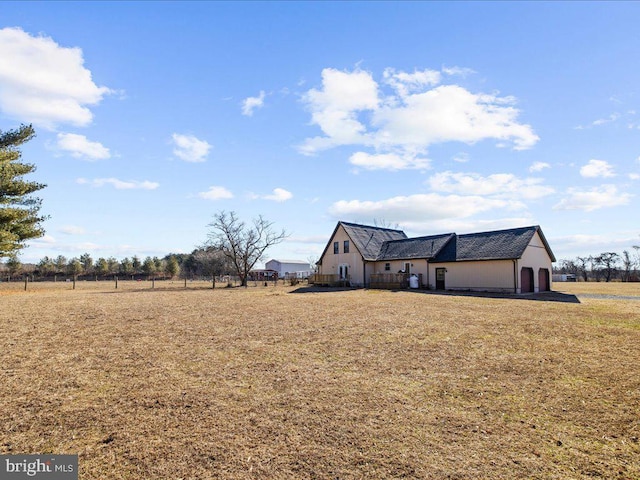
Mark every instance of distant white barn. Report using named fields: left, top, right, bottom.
left=265, top=259, right=313, bottom=279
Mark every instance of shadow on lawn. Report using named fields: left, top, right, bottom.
left=290, top=286, right=581, bottom=303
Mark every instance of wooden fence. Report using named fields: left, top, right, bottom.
left=309, top=274, right=351, bottom=287
left=369, top=273, right=409, bottom=289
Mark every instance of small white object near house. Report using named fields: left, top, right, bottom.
left=409, top=275, right=419, bottom=289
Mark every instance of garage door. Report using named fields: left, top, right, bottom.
left=538, top=268, right=550, bottom=291
left=521, top=267, right=534, bottom=293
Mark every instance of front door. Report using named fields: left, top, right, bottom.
left=338, top=264, right=349, bottom=283
left=435, top=268, right=446, bottom=290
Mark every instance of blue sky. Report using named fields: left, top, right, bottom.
left=1, top=2, right=639, bottom=266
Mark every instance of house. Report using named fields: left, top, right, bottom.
left=315, top=221, right=556, bottom=293
left=264, top=259, right=314, bottom=279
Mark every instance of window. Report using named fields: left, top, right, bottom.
left=385, top=263, right=390, bottom=271
left=343, top=240, right=350, bottom=253
left=333, top=242, right=339, bottom=254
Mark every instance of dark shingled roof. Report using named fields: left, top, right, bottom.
left=320, top=222, right=555, bottom=264
left=431, top=225, right=556, bottom=263
left=340, top=222, right=407, bottom=261
left=376, top=234, right=454, bottom=260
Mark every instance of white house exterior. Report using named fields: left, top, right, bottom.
left=316, top=222, right=556, bottom=293
left=265, top=259, right=313, bottom=279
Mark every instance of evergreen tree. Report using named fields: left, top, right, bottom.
left=119, top=257, right=135, bottom=278
left=165, top=255, right=180, bottom=278
left=131, top=255, right=142, bottom=275
left=142, top=256, right=157, bottom=279
left=67, top=258, right=83, bottom=280
left=37, top=256, right=55, bottom=277
left=80, top=252, right=94, bottom=276
left=95, top=257, right=109, bottom=278
left=5, top=255, right=22, bottom=280
left=0, top=125, right=47, bottom=258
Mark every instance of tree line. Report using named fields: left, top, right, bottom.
left=2, top=211, right=288, bottom=288
left=555, top=247, right=640, bottom=282
left=0, top=247, right=240, bottom=282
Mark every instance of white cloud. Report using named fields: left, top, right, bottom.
left=299, top=67, right=538, bottom=161
left=242, top=90, right=266, bottom=116
left=629, top=173, right=640, bottom=180
left=580, top=159, right=615, bottom=178
left=349, top=151, right=430, bottom=171
left=32, top=234, right=56, bottom=245
left=428, top=171, right=554, bottom=200
left=529, top=161, right=550, bottom=172
left=59, top=225, right=86, bottom=235
left=265, top=188, right=293, bottom=202
left=56, top=133, right=110, bottom=160
left=0, top=27, right=112, bottom=128
left=329, top=193, right=517, bottom=223
left=299, top=68, right=379, bottom=154
left=551, top=231, right=640, bottom=259
left=403, top=217, right=533, bottom=236
left=76, top=177, right=159, bottom=190
left=383, top=68, right=441, bottom=97
left=553, top=185, right=632, bottom=212
left=250, top=188, right=293, bottom=202
left=171, top=133, right=211, bottom=163
left=576, top=112, right=631, bottom=130
left=372, top=85, right=538, bottom=151
left=591, top=113, right=619, bottom=126
left=442, top=66, right=476, bottom=77
left=198, top=186, right=234, bottom=200
left=452, top=152, right=470, bottom=163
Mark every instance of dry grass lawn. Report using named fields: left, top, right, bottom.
left=1, top=281, right=639, bottom=479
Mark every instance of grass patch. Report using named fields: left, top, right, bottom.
left=1, top=282, right=638, bottom=478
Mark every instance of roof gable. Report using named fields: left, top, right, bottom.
left=432, top=225, right=555, bottom=262
left=340, top=222, right=408, bottom=260
left=318, top=221, right=407, bottom=263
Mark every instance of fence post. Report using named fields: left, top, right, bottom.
left=115, top=275, right=118, bottom=289
left=24, top=277, right=27, bottom=291
left=152, top=278, right=155, bottom=289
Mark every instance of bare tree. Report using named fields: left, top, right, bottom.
left=560, top=259, right=578, bottom=276
left=621, top=250, right=633, bottom=282
left=373, top=218, right=401, bottom=230
left=307, top=255, right=319, bottom=274
left=207, top=211, right=288, bottom=287
left=595, top=252, right=619, bottom=282
left=576, top=256, right=590, bottom=282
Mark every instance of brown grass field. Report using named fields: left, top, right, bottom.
left=1, top=280, right=639, bottom=479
